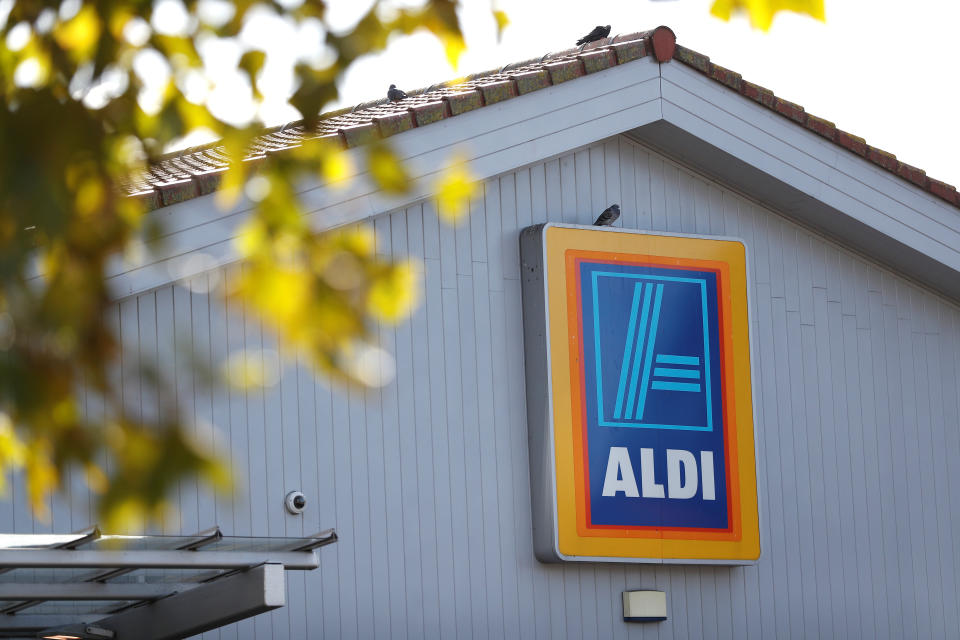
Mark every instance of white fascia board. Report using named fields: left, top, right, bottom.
left=656, top=62, right=960, bottom=276
left=104, top=57, right=663, bottom=300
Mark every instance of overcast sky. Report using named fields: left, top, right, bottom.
left=319, top=0, right=959, bottom=188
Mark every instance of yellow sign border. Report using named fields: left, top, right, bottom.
left=544, top=225, right=760, bottom=561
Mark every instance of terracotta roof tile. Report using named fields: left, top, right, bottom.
left=835, top=130, right=868, bottom=157
left=409, top=101, right=448, bottom=126
left=443, top=90, right=484, bottom=115
left=128, top=25, right=959, bottom=212
left=510, top=69, right=551, bottom=95
left=867, top=147, right=899, bottom=173
left=193, top=170, right=225, bottom=196
left=340, top=122, right=380, bottom=148
left=804, top=114, right=837, bottom=140
left=374, top=111, right=416, bottom=137
left=579, top=49, right=618, bottom=74
left=478, top=80, right=518, bottom=105
left=709, top=63, right=742, bottom=91
left=773, top=97, right=805, bottom=124
left=157, top=179, right=198, bottom=207
left=609, top=39, right=647, bottom=65
left=543, top=58, right=585, bottom=84
left=741, top=80, right=776, bottom=109
left=928, top=178, right=960, bottom=206
left=673, top=44, right=711, bottom=74
left=896, top=162, right=927, bottom=187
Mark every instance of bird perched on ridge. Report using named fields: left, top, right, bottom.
left=594, top=204, right=620, bottom=226
left=387, top=84, right=408, bottom=102
left=577, top=25, right=611, bottom=46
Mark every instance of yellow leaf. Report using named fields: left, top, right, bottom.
left=54, top=5, right=102, bottom=61
left=0, top=415, right=25, bottom=492
left=435, top=158, right=477, bottom=224
left=235, top=220, right=267, bottom=257
left=442, top=33, right=466, bottom=69
left=710, top=0, right=825, bottom=30
left=201, top=459, right=232, bottom=490
left=75, top=178, right=106, bottom=217
left=253, top=267, right=311, bottom=326
left=85, top=463, right=108, bottom=494
left=108, top=8, right=134, bottom=39
left=215, top=131, right=255, bottom=209
left=342, top=226, right=376, bottom=257
left=102, top=497, right=147, bottom=533
left=223, top=348, right=280, bottom=389
left=493, top=10, right=509, bottom=41
left=177, top=98, right=217, bottom=130
left=368, top=260, right=420, bottom=323
left=322, top=251, right=365, bottom=291
left=216, top=165, right=247, bottom=210
left=322, top=150, right=352, bottom=185
left=368, top=144, right=409, bottom=193
left=25, top=445, right=58, bottom=520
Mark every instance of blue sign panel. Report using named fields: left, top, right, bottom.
left=579, top=261, right=728, bottom=531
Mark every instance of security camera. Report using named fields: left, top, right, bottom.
left=285, top=490, right=307, bottom=514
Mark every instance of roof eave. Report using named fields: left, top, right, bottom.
left=99, top=27, right=960, bottom=302
left=632, top=60, right=960, bottom=300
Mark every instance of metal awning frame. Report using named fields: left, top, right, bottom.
left=0, top=527, right=337, bottom=638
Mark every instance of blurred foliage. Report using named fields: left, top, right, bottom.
left=710, top=0, right=825, bottom=30
left=0, top=0, right=485, bottom=530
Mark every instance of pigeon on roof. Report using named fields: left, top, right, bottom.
left=577, top=25, right=611, bottom=46
left=387, top=84, right=408, bottom=102
left=593, top=204, right=620, bottom=226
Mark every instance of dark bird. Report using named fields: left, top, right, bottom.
left=594, top=204, right=620, bottom=226
left=577, top=25, right=611, bottom=46
left=387, top=84, right=408, bottom=102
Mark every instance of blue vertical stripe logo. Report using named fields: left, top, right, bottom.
left=589, top=271, right=715, bottom=431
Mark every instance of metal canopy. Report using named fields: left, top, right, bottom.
left=0, top=527, right=337, bottom=639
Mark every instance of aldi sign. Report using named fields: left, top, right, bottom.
left=520, top=224, right=760, bottom=563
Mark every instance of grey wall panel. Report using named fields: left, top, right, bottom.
left=11, top=135, right=960, bottom=638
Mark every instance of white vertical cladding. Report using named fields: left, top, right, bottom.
left=26, top=134, right=960, bottom=638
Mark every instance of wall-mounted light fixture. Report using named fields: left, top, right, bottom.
left=622, top=590, right=667, bottom=623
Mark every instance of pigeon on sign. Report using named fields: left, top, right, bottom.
left=594, top=204, right=620, bottom=226
left=387, top=84, right=408, bottom=102
left=577, top=25, right=611, bottom=46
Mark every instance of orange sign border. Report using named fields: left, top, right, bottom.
left=543, top=226, right=760, bottom=562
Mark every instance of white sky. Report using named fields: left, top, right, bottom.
left=318, top=0, right=960, bottom=188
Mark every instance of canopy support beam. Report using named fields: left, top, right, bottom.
left=0, top=582, right=197, bottom=601
left=89, top=563, right=286, bottom=640
left=0, top=549, right=318, bottom=570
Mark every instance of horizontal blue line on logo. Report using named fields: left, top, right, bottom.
left=655, top=354, right=700, bottom=366
left=650, top=381, right=702, bottom=393
left=653, top=367, right=700, bottom=380
left=597, top=420, right=712, bottom=431
left=593, top=272, right=707, bottom=285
